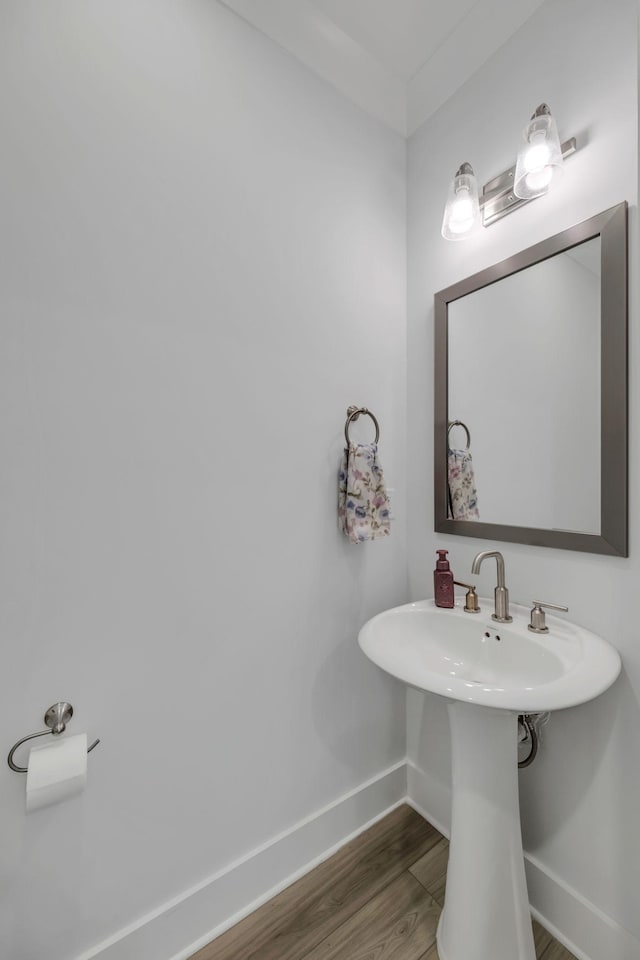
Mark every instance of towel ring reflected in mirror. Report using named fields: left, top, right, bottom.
left=447, top=420, right=471, bottom=451
left=345, top=406, right=380, bottom=446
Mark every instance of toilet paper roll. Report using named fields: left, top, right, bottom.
left=26, top=733, right=87, bottom=812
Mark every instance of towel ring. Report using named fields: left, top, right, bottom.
left=345, top=406, right=380, bottom=446
left=448, top=420, right=471, bottom=451
left=7, top=702, right=100, bottom=773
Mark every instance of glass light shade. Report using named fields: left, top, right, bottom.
left=513, top=107, right=563, bottom=200
left=441, top=163, right=481, bottom=241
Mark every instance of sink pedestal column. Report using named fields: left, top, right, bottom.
left=437, top=701, right=535, bottom=960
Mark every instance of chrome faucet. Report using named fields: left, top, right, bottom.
left=471, top=550, right=512, bottom=623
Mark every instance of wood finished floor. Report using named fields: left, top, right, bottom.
left=190, top=804, right=578, bottom=960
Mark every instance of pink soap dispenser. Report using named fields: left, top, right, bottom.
left=434, top=549, right=454, bottom=608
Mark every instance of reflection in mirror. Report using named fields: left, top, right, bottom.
left=434, top=202, right=628, bottom=556
left=448, top=238, right=601, bottom=534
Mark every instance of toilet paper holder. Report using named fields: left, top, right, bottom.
left=7, top=702, right=100, bottom=773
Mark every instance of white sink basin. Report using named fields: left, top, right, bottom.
left=358, top=597, right=621, bottom=713
left=358, top=596, right=621, bottom=960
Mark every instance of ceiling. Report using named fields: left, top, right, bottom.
left=312, top=0, right=481, bottom=82
left=218, top=0, right=548, bottom=136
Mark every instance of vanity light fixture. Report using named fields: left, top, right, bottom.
left=441, top=103, right=576, bottom=240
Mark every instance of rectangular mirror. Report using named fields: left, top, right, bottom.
left=434, top=202, right=628, bottom=556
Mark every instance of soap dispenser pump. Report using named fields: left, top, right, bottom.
left=434, top=549, right=454, bottom=608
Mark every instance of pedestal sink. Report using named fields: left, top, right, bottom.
left=358, top=598, right=621, bottom=960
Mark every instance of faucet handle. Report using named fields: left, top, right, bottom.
left=454, top=581, right=481, bottom=614
left=528, top=600, right=569, bottom=634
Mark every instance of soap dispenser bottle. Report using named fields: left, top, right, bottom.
left=434, top=549, right=454, bottom=608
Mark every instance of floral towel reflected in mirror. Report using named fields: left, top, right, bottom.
left=447, top=420, right=480, bottom=520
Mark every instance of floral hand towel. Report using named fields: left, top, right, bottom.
left=447, top=448, right=480, bottom=520
left=338, top=442, right=391, bottom=543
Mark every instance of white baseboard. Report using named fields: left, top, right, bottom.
left=406, top=761, right=640, bottom=960
left=406, top=761, right=451, bottom=839
left=75, top=760, right=407, bottom=960
left=526, top=854, right=640, bottom=960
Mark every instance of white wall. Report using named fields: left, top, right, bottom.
left=407, top=0, right=639, bottom=954
left=0, top=3, right=408, bottom=958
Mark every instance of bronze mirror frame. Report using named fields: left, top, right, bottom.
left=434, top=201, right=628, bottom=556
